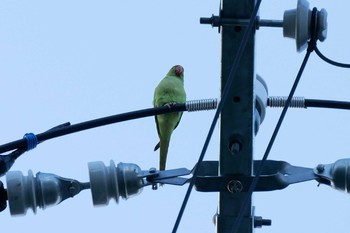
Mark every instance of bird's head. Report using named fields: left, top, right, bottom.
left=169, top=65, right=184, bottom=78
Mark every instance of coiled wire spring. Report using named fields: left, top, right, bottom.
left=268, top=96, right=305, bottom=108
left=186, top=99, right=218, bottom=112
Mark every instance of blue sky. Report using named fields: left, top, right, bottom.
left=0, top=1, right=350, bottom=232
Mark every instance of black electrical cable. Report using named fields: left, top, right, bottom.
left=0, top=105, right=191, bottom=176
left=0, top=99, right=218, bottom=176
left=315, top=46, right=350, bottom=68
left=229, top=7, right=318, bottom=233
left=0, top=104, right=187, bottom=154
left=305, top=99, right=350, bottom=110
left=0, top=98, right=218, bottom=155
left=0, top=149, right=25, bottom=177
left=171, top=1, right=262, bottom=232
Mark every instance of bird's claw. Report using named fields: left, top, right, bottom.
left=164, top=102, right=177, bottom=109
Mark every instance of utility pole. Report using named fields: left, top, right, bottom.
left=218, top=0, right=255, bottom=232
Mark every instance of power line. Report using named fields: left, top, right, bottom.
left=315, top=46, right=350, bottom=68
left=0, top=99, right=217, bottom=177
left=0, top=99, right=217, bottom=155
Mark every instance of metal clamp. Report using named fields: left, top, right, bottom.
left=194, top=160, right=316, bottom=192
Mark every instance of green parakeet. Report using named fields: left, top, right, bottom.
left=153, top=65, right=186, bottom=170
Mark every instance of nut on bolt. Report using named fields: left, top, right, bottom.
left=227, top=180, right=243, bottom=193
left=316, top=164, right=325, bottom=173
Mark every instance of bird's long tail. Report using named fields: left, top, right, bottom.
left=159, top=139, right=170, bottom=170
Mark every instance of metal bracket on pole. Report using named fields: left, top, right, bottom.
left=194, top=160, right=316, bottom=192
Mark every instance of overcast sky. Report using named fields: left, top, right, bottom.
left=0, top=1, right=350, bottom=232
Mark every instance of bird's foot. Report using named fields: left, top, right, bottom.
left=164, top=102, right=177, bottom=109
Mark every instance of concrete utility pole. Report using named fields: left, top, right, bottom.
left=218, top=0, right=255, bottom=232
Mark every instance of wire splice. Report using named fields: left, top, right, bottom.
left=23, top=133, right=38, bottom=151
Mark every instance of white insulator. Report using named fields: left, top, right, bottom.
left=255, top=75, right=268, bottom=123
left=283, top=0, right=328, bottom=52
left=6, top=171, right=70, bottom=216
left=88, top=160, right=144, bottom=206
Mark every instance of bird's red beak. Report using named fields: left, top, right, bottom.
left=175, top=65, right=184, bottom=77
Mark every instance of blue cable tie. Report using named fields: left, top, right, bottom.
left=23, top=133, right=38, bottom=151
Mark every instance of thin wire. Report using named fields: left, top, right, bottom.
left=315, top=46, right=350, bottom=68
left=171, top=0, right=262, bottom=232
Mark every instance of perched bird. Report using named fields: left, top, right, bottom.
left=153, top=65, right=186, bottom=170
